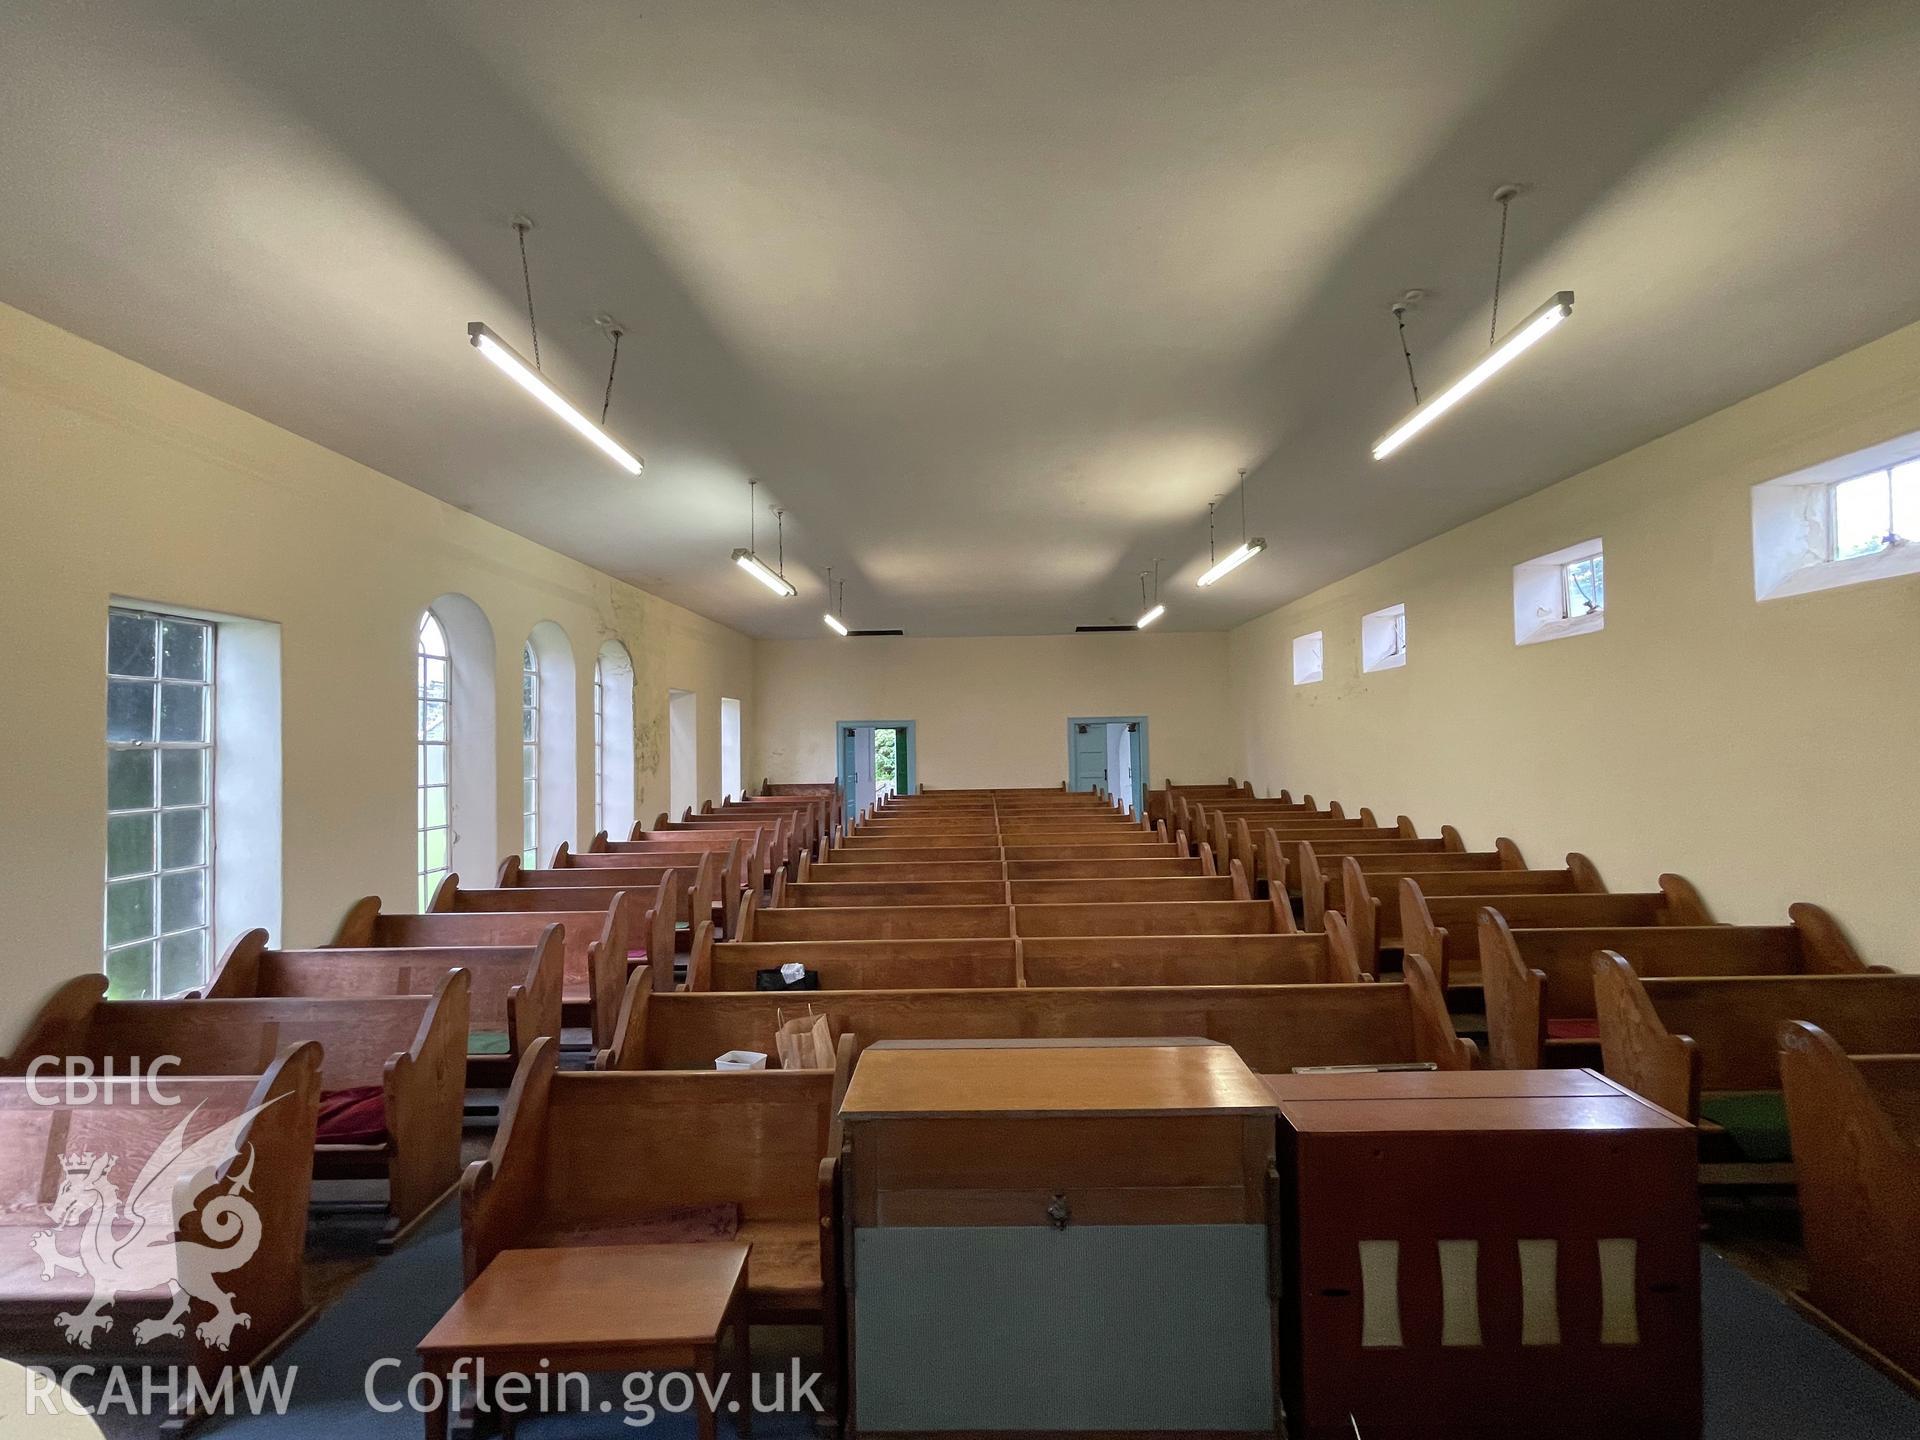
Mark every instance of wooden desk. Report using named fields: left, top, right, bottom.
left=417, top=1243, right=750, bottom=1440
left=1266, top=1069, right=1699, bottom=1440
left=842, top=1039, right=1278, bottom=1435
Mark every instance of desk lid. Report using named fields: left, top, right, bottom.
left=841, top=1039, right=1276, bottom=1119
left=1263, top=1067, right=1690, bottom=1133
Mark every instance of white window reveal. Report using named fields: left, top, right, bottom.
left=1753, top=431, right=1920, bottom=601
left=1360, top=604, right=1407, bottom=673
left=1514, top=538, right=1606, bottom=645
left=105, top=608, right=215, bottom=997
left=1292, top=631, right=1324, bottom=685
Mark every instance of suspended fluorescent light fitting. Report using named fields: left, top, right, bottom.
left=732, top=478, right=797, bottom=597
left=467, top=217, right=643, bottom=475
left=1196, top=473, right=1266, bottom=587
left=1372, top=186, right=1573, bottom=461
left=1136, top=561, right=1165, bottom=628
left=823, top=570, right=849, bottom=635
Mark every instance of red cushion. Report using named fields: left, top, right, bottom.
left=1546, top=1018, right=1601, bottom=1041
left=316, top=1085, right=388, bottom=1145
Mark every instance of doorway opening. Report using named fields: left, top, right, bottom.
left=837, top=721, right=917, bottom=824
left=1067, top=716, right=1147, bottom=816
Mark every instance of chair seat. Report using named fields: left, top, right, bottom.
left=316, top=1085, right=388, bottom=1145
left=1698, top=1090, right=1792, bottom=1164
left=737, top=1219, right=822, bottom=1308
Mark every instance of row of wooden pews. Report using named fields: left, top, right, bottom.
left=1197, top=779, right=1920, bottom=1387
left=0, top=788, right=805, bottom=1423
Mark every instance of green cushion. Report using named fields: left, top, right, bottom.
left=1698, top=1090, right=1792, bottom=1163
left=468, top=1029, right=511, bottom=1057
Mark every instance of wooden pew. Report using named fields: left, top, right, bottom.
left=594, top=832, right=754, bottom=914
left=1012, top=895, right=1295, bottom=937
left=707, top=796, right=823, bottom=857
left=0, top=1043, right=320, bottom=1413
left=1004, top=855, right=1209, bottom=879
left=7, top=972, right=466, bottom=1250
left=461, top=1034, right=852, bottom=1386
left=428, top=877, right=656, bottom=1028
left=770, top=878, right=1011, bottom=909
left=1298, top=838, right=1532, bottom=934
left=1018, top=921, right=1364, bottom=987
left=1593, top=956, right=1920, bottom=1183
left=1484, top=903, right=1866, bottom=1070
left=1149, top=778, right=1253, bottom=829
left=689, top=925, right=1361, bottom=992
left=1261, top=823, right=1463, bottom=894
left=1323, top=848, right=1603, bottom=973
left=1006, top=869, right=1248, bottom=906
left=690, top=933, right=1022, bottom=992
left=330, top=898, right=602, bottom=1052
left=735, top=891, right=1013, bottom=942
left=516, top=849, right=720, bottom=941
left=604, top=958, right=1473, bottom=1074
left=1401, top=875, right=1713, bottom=989
left=1001, top=841, right=1189, bottom=862
left=214, top=926, right=560, bottom=1090
left=799, top=859, right=1008, bottom=884
left=647, top=814, right=789, bottom=878
left=1779, top=1022, right=1920, bottom=1384
left=823, top=845, right=1004, bottom=865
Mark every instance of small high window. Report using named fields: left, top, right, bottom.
left=1292, top=632, right=1324, bottom=685
left=1514, top=539, right=1605, bottom=645
left=1753, top=434, right=1920, bottom=601
left=1360, top=604, right=1407, bottom=673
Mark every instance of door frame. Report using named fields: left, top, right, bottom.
left=1065, top=715, right=1149, bottom=815
left=835, top=719, right=918, bottom=823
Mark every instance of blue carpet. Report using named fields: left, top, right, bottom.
left=201, top=1225, right=1918, bottom=1437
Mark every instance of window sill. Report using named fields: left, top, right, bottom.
left=1518, top=611, right=1606, bottom=646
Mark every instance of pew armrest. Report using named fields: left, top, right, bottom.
left=462, top=1035, right=558, bottom=1282
left=1593, top=951, right=1699, bottom=1121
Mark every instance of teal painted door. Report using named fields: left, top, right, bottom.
left=1069, top=721, right=1111, bottom=796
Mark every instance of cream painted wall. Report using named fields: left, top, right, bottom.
left=753, top=633, right=1233, bottom=795
left=1230, top=319, right=1920, bottom=968
left=0, top=301, right=754, bottom=1043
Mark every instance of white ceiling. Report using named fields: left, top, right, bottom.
left=5, top=0, right=1920, bottom=637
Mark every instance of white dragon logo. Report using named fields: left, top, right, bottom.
left=28, top=1098, right=277, bottom=1352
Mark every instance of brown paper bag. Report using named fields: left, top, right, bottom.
left=774, top=1007, right=836, bottom=1069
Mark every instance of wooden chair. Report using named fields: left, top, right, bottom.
left=1403, top=876, right=1713, bottom=989
left=7, top=972, right=465, bottom=1249
left=426, top=876, right=655, bottom=1032
left=0, top=1044, right=320, bottom=1418
left=1485, top=903, right=1865, bottom=1070
left=461, top=1034, right=853, bottom=1403
left=1593, top=956, right=1920, bottom=1184
left=1779, top=1021, right=1920, bottom=1385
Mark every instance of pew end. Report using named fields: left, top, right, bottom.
left=1592, top=951, right=1700, bottom=1121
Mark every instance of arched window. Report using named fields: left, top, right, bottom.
left=521, top=642, right=540, bottom=867
left=595, top=641, right=636, bottom=838
left=417, top=611, right=452, bottom=906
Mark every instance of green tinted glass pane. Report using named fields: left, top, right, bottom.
left=522, top=815, right=537, bottom=849
left=158, top=683, right=206, bottom=743
left=106, top=878, right=155, bottom=946
left=160, top=809, right=205, bottom=868
left=424, top=829, right=448, bottom=871
left=160, top=748, right=205, bottom=806
left=107, top=612, right=156, bottom=677
left=425, top=788, right=447, bottom=827
left=107, top=748, right=155, bottom=811
left=419, top=700, right=446, bottom=744
left=107, top=812, right=155, bottom=878
left=105, top=944, right=154, bottom=999
left=107, top=680, right=155, bottom=743
left=160, top=620, right=208, bottom=681
left=521, top=704, right=536, bottom=741
left=522, top=745, right=536, bottom=779
left=161, top=869, right=205, bottom=931
left=421, top=743, right=447, bottom=786
left=159, top=931, right=206, bottom=995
